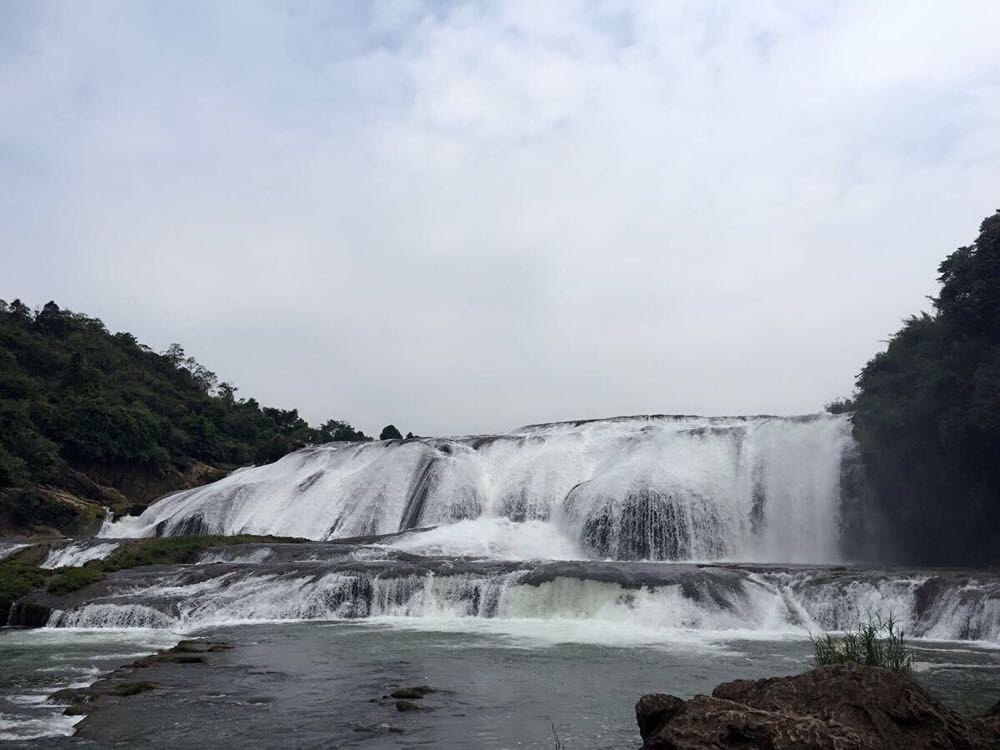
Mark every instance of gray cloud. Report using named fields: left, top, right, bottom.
left=2, top=0, right=1000, bottom=436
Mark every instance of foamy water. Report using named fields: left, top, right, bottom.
left=37, top=556, right=1000, bottom=645
left=40, top=541, right=121, bottom=569
left=381, top=517, right=583, bottom=560
left=0, top=629, right=179, bottom=742
left=103, top=414, right=856, bottom=564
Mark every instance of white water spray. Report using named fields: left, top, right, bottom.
left=42, top=560, right=1000, bottom=644
left=103, top=414, right=855, bottom=563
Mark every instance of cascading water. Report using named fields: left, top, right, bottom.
left=30, top=545, right=1000, bottom=643
left=8, top=414, right=998, bottom=749
left=40, top=541, right=121, bottom=569
left=103, top=414, right=856, bottom=564
left=0, top=541, right=28, bottom=561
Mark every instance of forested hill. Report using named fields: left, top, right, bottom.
left=0, top=300, right=369, bottom=536
left=844, top=209, right=1000, bottom=565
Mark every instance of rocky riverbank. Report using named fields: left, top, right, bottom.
left=636, top=664, right=1000, bottom=749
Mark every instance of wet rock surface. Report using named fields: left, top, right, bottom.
left=636, top=665, right=1000, bottom=749
left=48, top=640, right=229, bottom=721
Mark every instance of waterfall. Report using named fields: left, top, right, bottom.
left=102, top=414, right=856, bottom=564
left=41, top=553, right=1000, bottom=643
left=39, top=541, right=121, bottom=569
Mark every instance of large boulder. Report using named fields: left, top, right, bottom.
left=636, top=665, right=1000, bottom=749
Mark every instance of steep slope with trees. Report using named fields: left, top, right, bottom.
left=0, top=300, right=369, bottom=536
left=849, top=209, right=1000, bottom=564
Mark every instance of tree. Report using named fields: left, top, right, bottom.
left=379, top=424, right=403, bottom=440
left=7, top=299, right=31, bottom=322
left=319, top=419, right=368, bottom=442
left=216, top=382, right=237, bottom=405
left=163, top=343, right=186, bottom=365
left=824, top=398, right=855, bottom=414
left=852, top=209, right=1000, bottom=564
left=35, top=301, right=69, bottom=336
left=0, top=299, right=368, bottom=533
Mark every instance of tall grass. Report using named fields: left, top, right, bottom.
left=812, top=613, right=912, bottom=673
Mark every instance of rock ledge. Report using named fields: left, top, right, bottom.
left=636, top=665, right=1000, bottom=749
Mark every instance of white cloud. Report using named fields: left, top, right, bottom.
left=2, top=0, right=999, bottom=435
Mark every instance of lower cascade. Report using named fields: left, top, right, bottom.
left=29, top=543, right=1000, bottom=643
left=102, top=414, right=858, bottom=564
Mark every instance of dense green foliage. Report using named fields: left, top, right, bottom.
left=0, top=300, right=370, bottom=531
left=850, top=210, right=1000, bottom=564
left=812, top=615, right=912, bottom=673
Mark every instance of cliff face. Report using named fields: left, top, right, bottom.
left=0, top=461, right=228, bottom=538
left=636, top=665, right=1000, bottom=749
left=73, top=460, right=228, bottom=514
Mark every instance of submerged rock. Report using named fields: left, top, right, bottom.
left=48, top=640, right=230, bottom=719
left=49, top=681, right=158, bottom=716
left=636, top=665, right=1000, bottom=749
left=389, top=685, right=435, bottom=699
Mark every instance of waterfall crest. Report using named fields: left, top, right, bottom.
left=103, top=414, right=856, bottom=564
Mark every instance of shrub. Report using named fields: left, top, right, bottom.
left=812, top=613, right=912, bottom=673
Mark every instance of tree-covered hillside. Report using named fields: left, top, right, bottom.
left=0, top=300, right=369, bottom=535
left=849, top=209, right=1000, bottom=565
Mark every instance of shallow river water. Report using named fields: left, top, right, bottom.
left=2, top=619, right=999, bottom=749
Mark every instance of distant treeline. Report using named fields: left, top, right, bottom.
left=0, top=301, right=401, bottom=532
left=831, top=209, right=1000, bottom=565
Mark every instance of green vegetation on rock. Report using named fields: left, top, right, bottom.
left=0, top=535, right=306, bottom=622
left=100, top=535, right=300, bottom=571
left=812, top=615, right=912, bottom=673
left=46, top=565, right=105, bottom=595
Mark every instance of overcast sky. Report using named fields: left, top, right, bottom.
left=2, top=1, right=999, bottom=437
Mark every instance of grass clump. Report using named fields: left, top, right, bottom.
left=812, top=613, right=912, bottom=673
left=45, top=565, right=105, bottom=595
